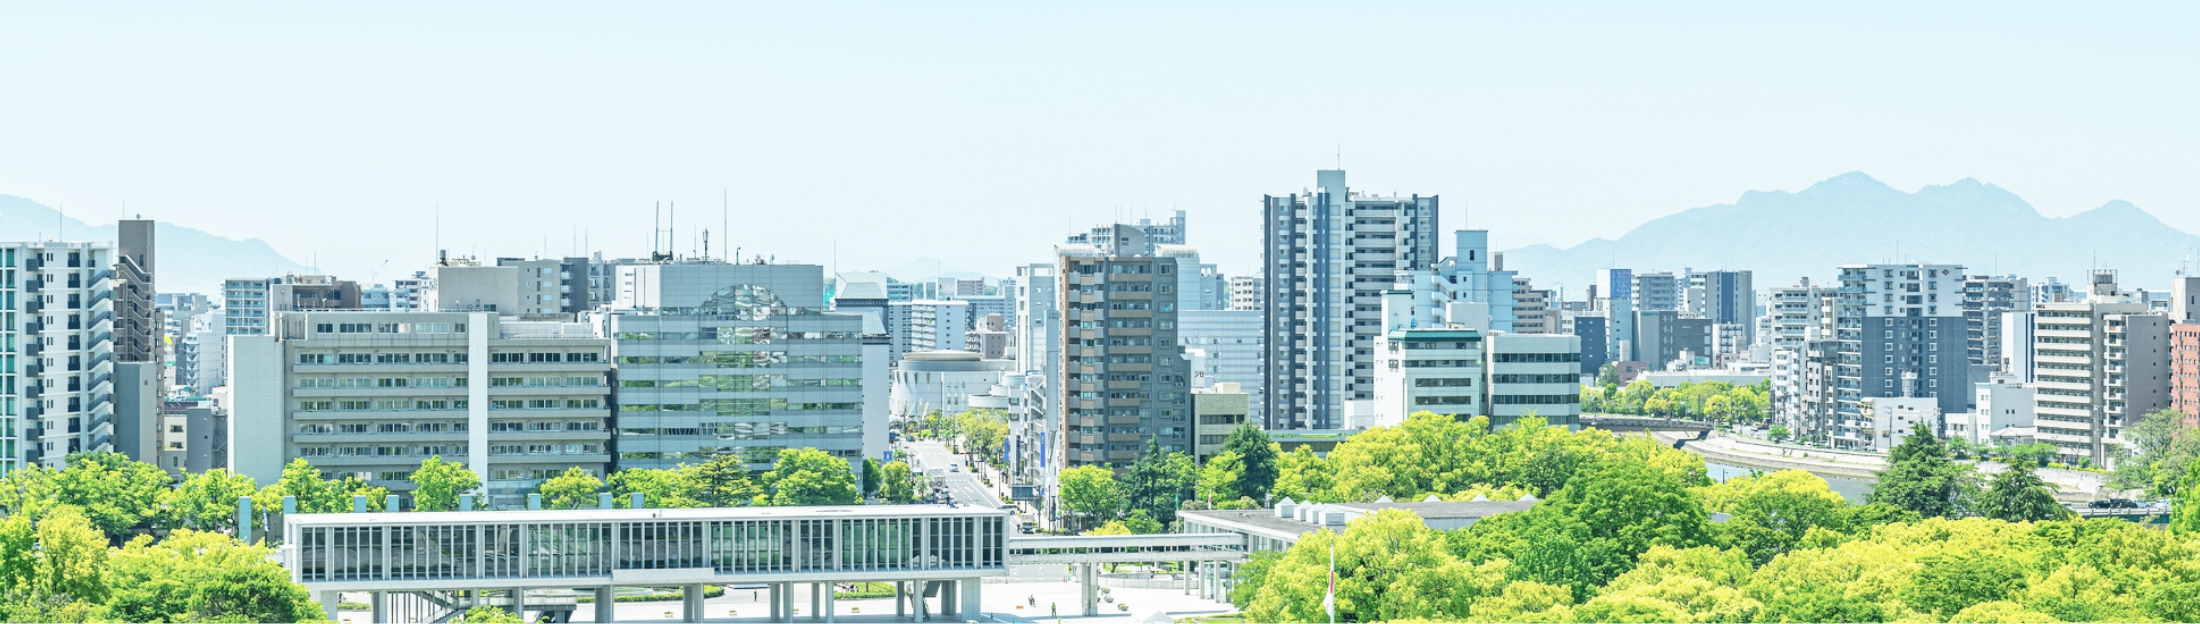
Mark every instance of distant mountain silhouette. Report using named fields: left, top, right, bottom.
left=0, top=195, right=312, bottom=295
left=1503, top=172, right=2200, bottom=292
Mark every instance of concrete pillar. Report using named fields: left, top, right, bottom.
left=769, top=583, right=783, bottom=622
left=508, top=587, right=525, bottom=621
left=825, top=581, right=837, bottom=624
left=783, top=582, right=797, bottom=621
left=940, top=580, right=957, bottom=617
left=896, top=582, right=906, bottom=618
left=683, top=583, right=705, bottom=623
left=370, top=591, right=388, bottom=623
left=1081, top=563, right=1099, bottom=616
left=959, top=578, right=982, bottom=620
left=594, top=587, right=615, bottom=623
left=913, top=581, right=928, bottom=623
left=319, top=590, right=342, bottom=622
left=811, top=582, right=822, bottom=621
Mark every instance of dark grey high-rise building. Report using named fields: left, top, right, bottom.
left=116, top=220, right=157, bottom=363
left=1826, top=263, right=1970, bottom=449
left=1058, top=225, right=1191, bottom=466
left=1686, top=269, right=1754, bottom=343
left=1261, top=170, right=1439, bottom=430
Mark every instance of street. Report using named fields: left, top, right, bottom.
left=903, top=439, right=1002, bottom=510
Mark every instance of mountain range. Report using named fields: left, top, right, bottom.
left=1502, top=172, right=2200, bottom=293
left=0, top=195, right=311, bottom=295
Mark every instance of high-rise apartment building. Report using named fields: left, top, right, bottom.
left=229, top=311, right=611, bottom=507
left=5, top=243, right=120, bottom=472
left=1633, top=271, right=1681, bottom=313
left=1684, top=269, right=1753, bottom=343
left=1512, top=278, right=1555, bottom=335
left=604, top=262, right=887, bottom=473
left=1228, top=276, right=1262, bottom=312
left=887, top=299, right=970, bottom=362
left=1826, top=263, right=1970, bottom=449
left=1057, top=225, right=1190, bottom=466
left=1066, top=210, right=1186, bottom=256
left=115, top=220, right=158, bottom=364
left=1261, top=170, right=1439, bottom=430
left=2030, top=271, right=2171, bottom=467
left=2173, top=323, right=2200, bottom=429
left=1962, top=275, right=2031, bottom=395
left=1762, top=279, right=1832, bottom=424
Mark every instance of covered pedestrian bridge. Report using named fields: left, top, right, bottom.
left=1007, top=533, right=1246, bottom=616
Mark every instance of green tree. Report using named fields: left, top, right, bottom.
left=163, top=469, right=259, bottom=533
left=1220, top=423, right=1279, bottom=502
left=762, top=448, right=860, bottom=506
left=1057, top=465, right=1121, bottom=530
left=878, top=461, right=918, bottom=504
left=690, top=455, right=760, bottom=507
left=1768, top=425, right=1791, bottom=443
left=407, top=456, right=483, bottom=512
left=861, top=458, right=883, bottom=497
left=2112, top=407, right=2199, bottom=496
left=34, top=506, right=109, bottom=603
left=458, top=605, right=525, bottom=623
left=1904, top=549, right=2029, bottom=618
left=1119, top=440, right=1193, bottom=525
left=1272, top=445, right=1333, bottom=503
left=609, top=467, right=704, bottom=508
left=106, top=530, right=320, bottom=623
left=1869, top=421, right=1977, bottom=519
left=1703, top=469, right=1850, bottom=565
left=1541, top=459, right=1714, bottom=587
left=48, top=452, right=173, bottom=539
left=1977, top=460, right=2069, bottom=523
left=1197, top=451, right=1244, bottom=505
left=537, top=467, right=604, bottom=510
left=2172, top=466, right=2200, bottom=535
left=265, top=458, right=344, bottom=513
left=1596, top=363, right=1621, bottom=387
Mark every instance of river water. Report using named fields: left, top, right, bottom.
left=1703, top=461, right=1874, bottom=504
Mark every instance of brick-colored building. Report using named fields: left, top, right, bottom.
left=2174, top=323, right=2200, bottom=429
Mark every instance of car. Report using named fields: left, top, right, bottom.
left=949, top=464, right=961, bottom=473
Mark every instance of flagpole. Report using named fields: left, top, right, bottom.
left=1326, top=533, right=1337, bottom=624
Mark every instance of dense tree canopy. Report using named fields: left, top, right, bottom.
left=407, top=456, right=483, bottom=512
left=761, top=448, right=861, bottom=506
left=1058, top=466, right=1121, bottom=530
left=1869, top=422, right=1978, bottom=519
left=1222, top=423, right=1280, bottom=502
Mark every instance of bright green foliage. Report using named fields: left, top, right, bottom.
left=1323, top=412, right=1695, bottom=502
left=459, top=605, right=526, bottom=622
left=1948, top=601, right=2061, bottom=623
left=2172, top=466, right=2200, bottom=535
left=762, top=448, right=860, bottom=506
left=1221, top=423, right=1279, bottom=502
left=1466, top=580, right=1575, bottom=622
left=609, top=467, right=705, bottom=508
left=1225, top=550, right=1282, bottom=610
left=163, top=468, right=259, bottom=533
left=266, top=458, right=345, bottom=513
left=105, top=530, right=319, bottom=623
left=878, top=461, right=918, bottom=504
left=1057, top=465, right=1121, bottom=529
left=927, top=409, right=1010, bottom=464
left=1197, top=451, right=1245, bottom=505
left=1122, top=509, right=1163, bottom=535
left=1581, top=379, right=1770, bottom=425
left=1700, top=469, right=1850, bottom=565
left=536, top=466, right=604, bottom=509
left=408, top=456, right=483, bottom=512
left=1869, top=421, right=1978, bottom=519
left=1906, top=549, right=2031, bottom=618
left=1272, top=445, right=1333, bottom=503
left=861, top=458, right=883, bottom=497
left=2110, top=407, right=2198, bottom=496
left=1242, top=510, right=1508, bottom=623
left=0, top=452, right=175, bottom=540
left=1978, top=460, right=2071, bottom=523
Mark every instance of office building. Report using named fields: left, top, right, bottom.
left=1962, top=373, right=2037, bottom=446
left=1370, top=323, right=1484, bottom=429
left=223, top=275, right=364, bottom=335
left=1181, top=309, right=1263, bottom=426
left=1684, top=269, right=1753, bottom=343
left=228, top=311, right=611, bottom=507
left=1261, top=170, right=1440, bottom=430
left=2030, top=271, right=2171, bottom=467
left=603, top=262, right=886, bottom=473
left=2173, top=322, right=2200, bottom=429
left=1570, top=314, right=1609, bottom=376
left=1368, top=291, right=1580, bottom=429
left=1192, top=383, right=1252, bottom=461
left=1065, top=209, right=1186, bottom=256
left=1634, top=311, right=1712, bottom=369
left=1856, top=397, right=1942, bottom=452
left=887, top=299, right=970, bottom=362
left=1512, top=278, right=1555, bottom=334
left=1057, top=225, right=1191, bottom=466
left=966, top=313, right=1010, bottom=360
left=1829, top=263, right=1971, bottom=435
left=1485, top=333, right=1584, bottom=428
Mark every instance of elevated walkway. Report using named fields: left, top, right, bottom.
left=1007, top=534, right=1245, bottom=617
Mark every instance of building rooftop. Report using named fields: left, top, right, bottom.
left=288, top=504, right=1009, bottom=527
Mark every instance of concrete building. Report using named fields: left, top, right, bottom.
left=2174, top=323, right=2200, bottom=429
left=1485, top=333, right=1583, bottom=428
left=1065, top=209, right=1186, bottom=256
left=228, top=311, right=610, bottom=507
left=2, top=243, right=121, bottom=471
left=2030, top=271, right=2172, bottom=467
left=1593, top=269, right=1634, bottom=308
left=1057, top=225, right=1191, bottom=466
left=1963, top=275, right=2032, bottom=395
left=1512, top=278, right=1555, bottom=335
left=1570, top=314, right=1609, bottom=377
left=1228, top=276, right=1263, bottom=312
left=1370, top=324, right=1484, bottom=429
left=1634, top=310, right=1713, bottom=369
left=603, top=262, right=886, bottom=474
left=1961, top=373, right=2037, bottom=446
left=1633, top=271, right=1681, bottom=313
left=888, top=300, right=970, bottom=363
left=1180, top=309, right=1264, bottom=426
left=2002, top=311, right=2038, bottom=382
left=1684, top=269, right=1753, bottom=343
left=1789, top=337, right=1842, bottom=445
left=1261, top=170, right=1440, bottom=430
left=115, top=220, right=158, bottom=365
left=1857, top=397, right=1942, bottom=452
left=1192, top=382, right=1252, bottom=460
left=890, top=351, right=1015, bottom=419
left=1829, top=263, right=1971, bottom=438
left=423, top=257, right=589, bottom=319
left=223, top=275, right=365, bottom=335
left=2034, top=277, right=2074, bottom=304
left=965, top=313, right=1009, bottom=360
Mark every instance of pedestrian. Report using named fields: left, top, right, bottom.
left=1051, top=602, right=1057, bottom=617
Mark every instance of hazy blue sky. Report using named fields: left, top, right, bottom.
left=5, top=2, right=2196, bottom=281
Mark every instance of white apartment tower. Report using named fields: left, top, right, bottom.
left=2030, top=271, right=2172, bottom=467
left=4, top=243, right=120, bottom=472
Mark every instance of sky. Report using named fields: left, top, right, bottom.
left=5, top=1, right=2197, bottom=282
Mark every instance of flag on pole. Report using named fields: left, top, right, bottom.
left=1324, top=535, right=1337, bottom=622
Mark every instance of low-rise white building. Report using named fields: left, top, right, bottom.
left=889, top=351, right=1014, bottom=418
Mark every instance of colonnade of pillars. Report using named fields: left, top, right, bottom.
left=324, top=579, right=984, bottom=623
